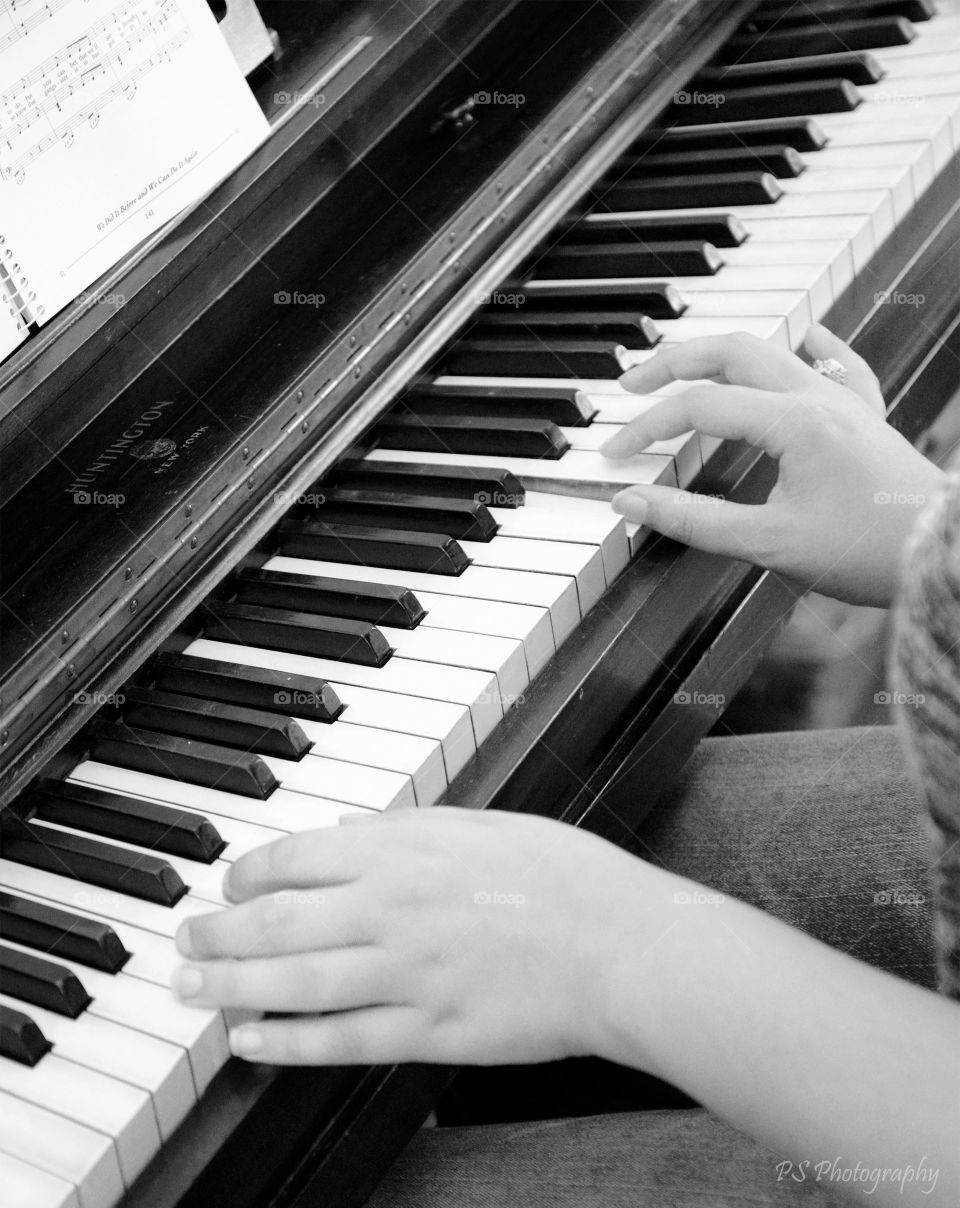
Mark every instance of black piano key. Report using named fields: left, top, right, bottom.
left=236, top=568, right=426, bottom=629
left=600, top=172, right=782, bottom=210
left=292, top=487, right=498, bottom=541
left=202, top=600, right=393, bottom=668
left=279, top=520, right=470, bottom=577
left=536, top=239, right=722, bottom=278
left=406, top=381, right=596, bottom=426
left=0, top=1005, right=52, bottom=1066
left=722, top=17, right=915, bottom=62
left=699, top=50, right=884, bottom=89
left=517, top=281, right=686, bottom=320
left=29, top=777, right=228, bottom=862
left=634, top=117, right=828, bottom=154
left=443, top=338, right=624, bottom=379
left=564, top=212, right=747, bottom=247
left=4, top=821, right=188, bottom=906
left=153, top=653, right=345, bottom=722
left=0, top=943, right=92, bottom=1019
left=617, top=144, right=805, bottom=179
left=376, top=413, right=570, bottom=458
left=122, top=687, right=311, bottom=762
left=472, top=310, right=661, bottom=349
left=331, top=461, right=526, bottom=508
left=0, top=891, right=130, bottom=973
left=91, top=723, right=278, bottom=801
left=669, top=80, right=861, bottom=125
left=746, top=1, right=933, bottom=30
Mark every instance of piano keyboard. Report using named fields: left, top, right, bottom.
left=3, top=4, right=959, bottom=1204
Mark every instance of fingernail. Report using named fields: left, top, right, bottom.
left=173, top=965, right=203, bottom=1000
left=222, top=865, right=238, bottom=903
left=611, top=491, right=647, bottom=523
left=230, top=1027, right=263, bottom=1057
left=175, top=922, right=194, bottom=958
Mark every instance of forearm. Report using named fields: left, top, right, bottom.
left=596, top=882, right=960, bottom=1206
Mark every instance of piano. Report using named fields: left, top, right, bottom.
left=1, top=0, right=958, bottom=1204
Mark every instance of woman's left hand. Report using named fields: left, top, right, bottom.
left=172, top=807, right=678, bottom=1067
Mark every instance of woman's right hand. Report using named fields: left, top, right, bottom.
left=602, top=324, right=944, bottom=608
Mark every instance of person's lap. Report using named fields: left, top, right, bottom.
left=366, top=726, right=935, bottom=1207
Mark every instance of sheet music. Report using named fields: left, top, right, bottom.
left=0, top=263, right=28, bottom=359
left=0, top=0, right=268, bottom=323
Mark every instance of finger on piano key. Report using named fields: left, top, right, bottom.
left=412, top=591, right=555, bottom=678
left=485, top=491, right=629, bottom=584
left=27, top=780, right=227, bottom=864
left=1, top=936, right=228, bottom=1095
left=265, top=554, right=582, bottom=648
left=0, top=1048, right=159, bottom=1187
left=377, top=624, right=529, bottom=704
left=288, top=720, right=447, bottom=807
left=235, top=568, right=427, bottom=628
left=0, top=892, right=130, bottom=974
left=0, top=944, right=91, bottom=1018
left=0, top=987, right=194, bottom=1139
left=182, top=638, right=502, bottom=745
left=0, top=1004, right=51, bottom=1067
left=0, top=1149, right=80, bottom=1208
left=0, top=1088, right=123, bottom=1208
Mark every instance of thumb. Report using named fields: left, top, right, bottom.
left=803, top=323, right=885, bottom=416
left=612, top=485, right=772, bottom=564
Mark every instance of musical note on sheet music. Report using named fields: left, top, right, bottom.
left=0, top=0, right=192, bottom=182
left=0, top=0, right=73, bottom=55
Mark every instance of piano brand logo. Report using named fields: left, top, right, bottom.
left=63, top=400, right=176, bottom=495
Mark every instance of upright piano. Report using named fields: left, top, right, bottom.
left=1, top=1, right=958, bottom=1205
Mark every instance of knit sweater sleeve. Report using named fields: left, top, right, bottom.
left=892, top=460, right=960, bottom=1000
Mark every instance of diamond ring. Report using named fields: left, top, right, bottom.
left=812, top=357, right=847, bottom=385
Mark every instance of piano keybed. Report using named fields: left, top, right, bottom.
left=2, top=2, right=960, bottom=1205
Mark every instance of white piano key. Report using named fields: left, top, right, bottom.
left=673, top=290, right=812, bottom=347
left=416, top=591, right=555, bottom=678
left=808, top=142, right=937, bottom=199
left=579, top=393, right=666, bottom=425
left=728, top=190, right=897, bottom=251
left=820, top=97, right=960, bottom=146
left=26, top=819, right=229, bottom=908
left=378, top=624, right=529, bottom=705
left=363, top=445, right=680, bottom=500
left=486, top=490, right=630, bottom=583
left=259, top=752, right=417, bottom=812
left=184, top=638, right=504, bottom=746
left=71, top=764, right=370, bottom=833
left=1, top=937, right=228, bottom=1096
left=458, top=534, right=605, bottom=614
left=266, top=555, right=582, bottom=647
left=780, top=166, right=915, bottom=224
left=874, top=50, right=960, bottom=75
left=819, top=115, right=955, bottom=174
left=650, top=314, right=790, bottom=348
left=720, top=242, right=856, bottom=299
left=0, top=990, right=193, bottom=1140
left=0, top=1051, right=159, bottom=1187
left=293, top=720, right=447, bottom=808
left=865, top=74, right=960, bottom=103
left=0, top=1088, right=123, bottom=1208
left=0, top=1150, right=80, bottom=1208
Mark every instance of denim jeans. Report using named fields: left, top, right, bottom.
left=367, top=726, right=936, bottom=1208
